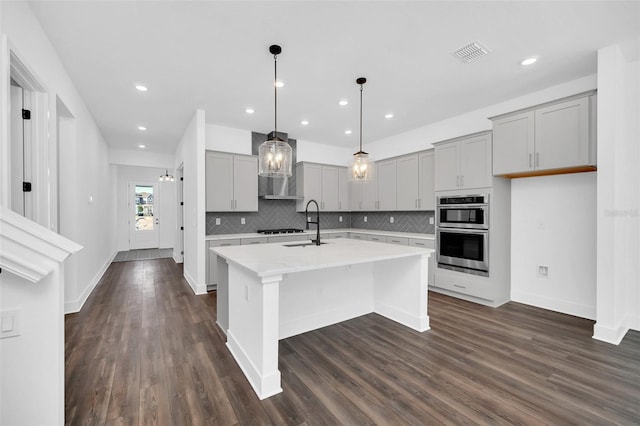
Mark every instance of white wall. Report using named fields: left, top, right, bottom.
left=176, top=110, right=207, bottom=294
left=1, top=2, right=116, bottom=318
left=109, top=148, right=175, bottom=169
left=114, top=165, right=176, bottom=252
left=594, top=41, right=640, bottom=344
left=205, top=124, right=252, bottom=154
left=511, top=173, right=597, bottom=319
left=1, top=269, right=65, bottom=425
left=297, top=139, right=353, bottom=166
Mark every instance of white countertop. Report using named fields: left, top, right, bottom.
left=211, top=237, right=434, bottom=277
left=206, top=228, right=435, bottom=241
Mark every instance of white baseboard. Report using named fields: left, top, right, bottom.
left=184, top=269, right=207, bottom=295
left=511, top=290, right=596, bottom=320
left=593, top=320, right=629, bottom=345
left=64, top=250, right=117, bottom=314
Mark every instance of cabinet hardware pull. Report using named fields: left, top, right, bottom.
left=529, top=153, right=532, bottom=168
left=536, top=152, right=540, bottom=168
left=418, top=198, right=421, bottom=209
left=453, top=284, right=466, bottom=289
left=234, top=199, right=237, bottom=209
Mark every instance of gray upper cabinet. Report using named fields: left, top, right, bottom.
left=377, top=159, right=397, bottom=211
left=491, top=92, right=596, bottom=177
left=397, top=154, right=420, bottom=210
left=434, top=132, right=492, bottom=191
left=206, top=151, right=258, bottom=212
left=418, top=150, right=435, bottom=210
left=296, top=162, right=349, bottom=212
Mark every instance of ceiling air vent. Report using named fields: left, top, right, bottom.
left=453, top=41, right=490, bottom=63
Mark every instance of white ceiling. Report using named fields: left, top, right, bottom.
left=29, top=1, right=640, bottom=154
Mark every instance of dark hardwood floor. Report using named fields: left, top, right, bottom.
left=65, top=258, right=640, bottom=425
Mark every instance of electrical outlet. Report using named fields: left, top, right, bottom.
left=215, top=218, right=221, bottom=225
left=339, top=216, right=343, bottom=222
left=390, top=216, right=394, bottom=223
left=364, top=216, right=368, bottom=223
left=0, top=309, right=21, bottom=339
left=429, top=217, right=434, bottom=225
left=537, top=265, right=549, bottom=278
left=241, top=217, right=245, bottom=225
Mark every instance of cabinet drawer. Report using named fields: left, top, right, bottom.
left=324, top=232, right=348, bottom=239
left=409, top=238, right=434, bottom=249
left=434, top=268, right=493, bottom=300
left=210, top=239, right=241, bottom=247
left=268, top=235, right=308, bottom=243
left=387, top=237, right=408, bottom=245
left=241, top=237, right=268, bottom=245
left=368, top=235, right=388, bottom=243
left=349, top=233, right=366, bottom=240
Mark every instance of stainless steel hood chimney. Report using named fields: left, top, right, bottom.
left=252, top=131, right=302, bottom=200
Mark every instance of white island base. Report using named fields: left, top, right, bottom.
left=213, top=238, right=433, bottom=400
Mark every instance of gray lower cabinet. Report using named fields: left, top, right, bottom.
left=409, top=238, right=436, bottom=287
left=240, top=237, right=268, bottom=245
left=323, top=232, right=348, bottom=239
left=348, top=233, right=367, bottom=240
left=367, top=234, right=388, bottom=243
left=387, top=236, right=409, bottom=245
left=207, top=239, right=241, bottom=289
left=267, top=235, right=308, bottom=243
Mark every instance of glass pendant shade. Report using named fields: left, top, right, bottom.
left=258, top=137, right=292, bottom=177
left=159, top=169, right=174, bottom=182
left=350, top=150, right=373, bottom=182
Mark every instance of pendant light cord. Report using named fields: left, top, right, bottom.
left=359, top=82, right=363, bottom=152
left=274, top=53, right=278, bottom=135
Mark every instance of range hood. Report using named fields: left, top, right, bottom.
left=252, top=131, right=303, bottom=200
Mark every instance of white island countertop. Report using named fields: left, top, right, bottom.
left=212, top=237, right=433, bottom=278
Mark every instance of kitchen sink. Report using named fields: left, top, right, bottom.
left=283, top=241, right=328, bottom=248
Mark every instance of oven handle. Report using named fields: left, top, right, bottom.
left=436, top=227, right=488, bottom=235
left=437, top=203, right=488, bottom=208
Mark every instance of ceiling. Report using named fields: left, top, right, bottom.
left=29, top=1, right=640, bottom=154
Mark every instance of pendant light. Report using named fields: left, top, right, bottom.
left=159, top=169, right=174, bottom=182
left=258, top=44, right=293, bottom=177
left=350, top=77, right=373, bottom=182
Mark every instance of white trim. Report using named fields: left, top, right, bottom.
left=511, top=289, right=596, bottom=320
left=64, top=250, right=116, bottom=314
left=0, top=205, right=82, bottom=282
left=184, top=268, right=206, bottom=295
left=593, top=320, right=629, bottom=345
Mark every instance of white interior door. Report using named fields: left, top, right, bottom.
left=129, top=182, right=160, bottom=249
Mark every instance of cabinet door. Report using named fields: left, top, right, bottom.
left=434, top=142, right=460, bottom=191
left=361, top=179, right=378, bottom=211
left=206, top=152, right=233, bottom=212
left=492, top=111, right=534, bottom=175
left=349, top=181, right=363, bottom=211
left=535, top=97, right=590, bottom=170
left=397, top=154, right=419, bottom=210
left=418, top=151, right=435, bottom=210
left=301, top=163, right=322, bottom=207
left=321, top=166, right=340, bottom=211
left=338, top=167, right=350, bottom=212
left=233, top=155, right=258, bottom=211
left=460, top=133, right=492, bottom=189
left=377, top=159, right=397, bottom=210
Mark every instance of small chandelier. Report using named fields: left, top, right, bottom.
left=350, top=77, right=373, bottom=182
left=258, top=44, right=293, bottom=177
left=159, top=169, right=174, bottom=182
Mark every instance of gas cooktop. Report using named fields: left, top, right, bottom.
left=256, top=228, right=305, bottom=235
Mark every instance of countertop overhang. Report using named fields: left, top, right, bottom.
left=211, top=237, right=434, bottom=278
left=206, top=228, right=435, bottom=241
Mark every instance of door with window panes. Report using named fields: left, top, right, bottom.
left=129, top=182, right=160, bottom=249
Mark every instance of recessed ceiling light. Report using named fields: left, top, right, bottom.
left=275, top=80, right=284, bottom=88
left=521, top=57, right=537, bottom=66
left=385, top=113, right=394, bottom=119
left=301, top=120, right=309, bottom=126
left=339, top=99, right=348, bottom=106
left=137, top=126, right=147, bottom=131
left=135, top=84, right=148, bottom=92
left=345, top=129, right=352, bottom=135
left=245, top=108, right=255, bottom=114
left=138, top=144, right=146, bottom=149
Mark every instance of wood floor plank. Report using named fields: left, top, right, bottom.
left=65, top=259, right=640, bottom=425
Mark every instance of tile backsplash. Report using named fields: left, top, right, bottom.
left=206, top=199, right=435, bottom=235
left=350, top=211, right=435, bottom=234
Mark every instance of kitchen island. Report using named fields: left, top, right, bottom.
left=212, top=238, right=433, bottom=399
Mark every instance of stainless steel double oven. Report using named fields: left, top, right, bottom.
left=436, top=194, right=489, bottom=276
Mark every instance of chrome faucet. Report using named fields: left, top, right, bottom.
left=305, top=199, right=321, bottom=246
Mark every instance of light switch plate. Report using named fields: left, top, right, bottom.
left=1, top=309, right=21, bottom=339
